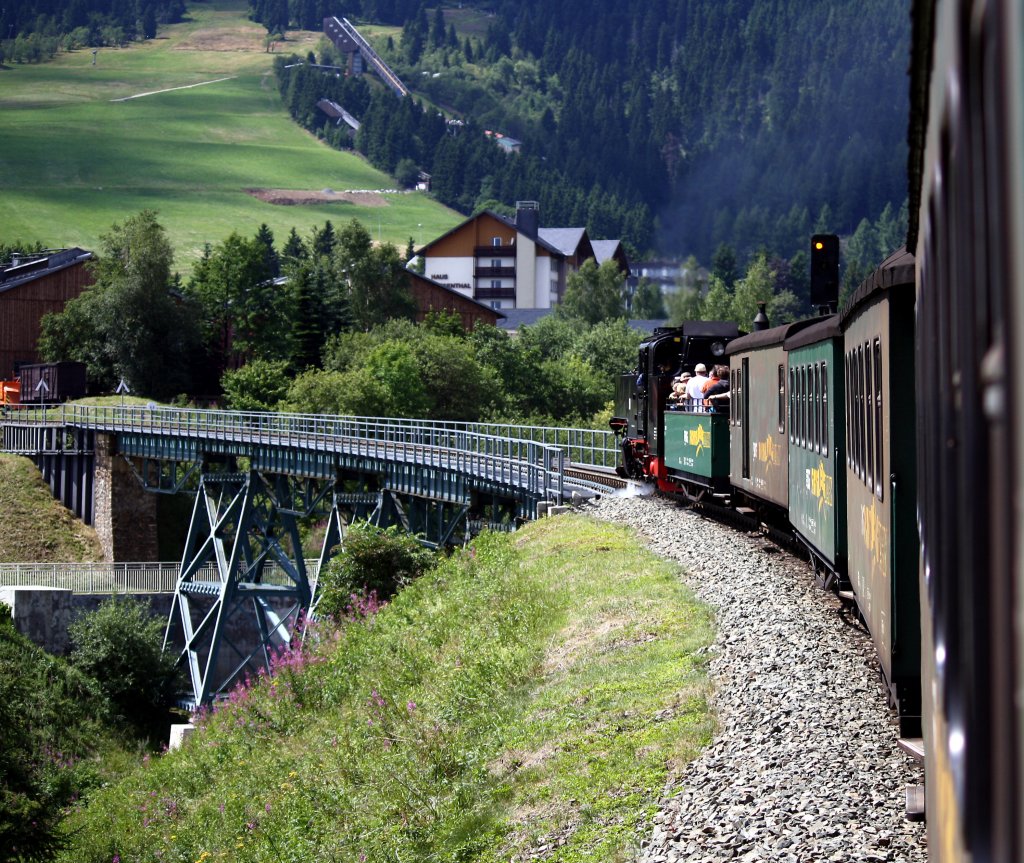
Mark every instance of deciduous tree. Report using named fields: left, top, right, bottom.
left=38, top=210, right=199, bottom=398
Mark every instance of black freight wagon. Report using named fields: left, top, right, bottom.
left=17, top=361, right=87, bottom=404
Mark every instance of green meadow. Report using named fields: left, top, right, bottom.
left=0, top=0, right=460, bottom=273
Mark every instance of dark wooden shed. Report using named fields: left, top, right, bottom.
left=17, top=361, right=88, bottom=404
left=0, top=248, right=94, bottom=378
left=407, top=271, right=503, bottom=330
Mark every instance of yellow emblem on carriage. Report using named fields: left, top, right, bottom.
left=754, top=434, right=782, bottom=468
left=687, top=422, right=711, bottom=458
left=810, top=460, right=834, bottom=511
left=861, top=499, right=889, bottom=576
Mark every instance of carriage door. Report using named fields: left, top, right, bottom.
left=742, top=357, right=751, bottom=478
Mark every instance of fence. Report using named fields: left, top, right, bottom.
left=0, top=560, right=321, bottom=595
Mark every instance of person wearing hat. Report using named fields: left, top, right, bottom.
left=686, top=363, right=710, bottom=409
left=668, top=371, right=691, bottom=406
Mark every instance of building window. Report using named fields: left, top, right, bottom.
left=491, top=279, right=501, bottom=289
left=491, top=259, right=502, bottom=268
left=491, top=237, right=502, bottom=246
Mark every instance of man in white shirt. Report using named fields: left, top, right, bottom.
left=686, top=363, right=710, bottom=410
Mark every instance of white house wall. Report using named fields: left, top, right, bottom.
left=424, top=257, right=475, bottom=297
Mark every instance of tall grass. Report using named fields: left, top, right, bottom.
left=57, top=516, right=716, bottom=862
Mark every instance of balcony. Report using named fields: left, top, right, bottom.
left=474, top=244, right=516, bottom=256
left=474, top=266, right=516, bottom=278
left=473, top=287, right=517, bottom=301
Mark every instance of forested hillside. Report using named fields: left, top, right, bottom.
left=268, top=0, right=910, bottom=262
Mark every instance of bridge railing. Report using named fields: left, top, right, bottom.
left=6, top=405, right=618, bottom=469
left=0, top=560, right=321, bottom=594
left=7, top=405, right=578, bottom=500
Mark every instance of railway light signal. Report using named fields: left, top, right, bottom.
left=810, top=233, right=840, bottom=311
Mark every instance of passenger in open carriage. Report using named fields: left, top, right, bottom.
left=703, top=365, right=730, bottom=412
left=667, top=371, right=691, bottom=408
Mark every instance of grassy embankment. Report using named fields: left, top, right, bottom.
left=0, top=0, right=461, bottom=275
left=0, top=454, right=103, bottom=562
left=58, top=515, right=717, bottom=863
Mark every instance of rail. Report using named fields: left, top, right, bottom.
left=0, top=560, right=322, bottom=594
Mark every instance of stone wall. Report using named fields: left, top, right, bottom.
left=3, top=587, right=295, bottom=693
left=0, top=587, right=76, bottom=655
left=92, top=433, right=159, bottom=562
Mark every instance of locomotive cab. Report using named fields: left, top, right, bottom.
left=612, top=321, right=739, bottom=480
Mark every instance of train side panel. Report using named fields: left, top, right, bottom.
left=664, top=409, right=730, bottom=493
left=840, top=263, right=919, bottom=733
left=785, top=324, right=846, bottom=573
left=728, top=342, right=790, bottom=511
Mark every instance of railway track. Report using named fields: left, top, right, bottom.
left=561, top=464, right=632, bottom=495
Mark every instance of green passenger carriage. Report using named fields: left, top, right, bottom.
left=784, top=316, right=846, bottom=578
left=839, top=249, right=919, bottom=734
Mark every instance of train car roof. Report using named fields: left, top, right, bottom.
left=783, top=314, right=841, bottom=351
left=727, top=318, right=818, bottom=354
left=839, top=247, right=916, bottom=326
left=641, top=320, right=740, bottom=347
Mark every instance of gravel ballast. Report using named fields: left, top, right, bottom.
left=583, top=493, right=927, bottom=863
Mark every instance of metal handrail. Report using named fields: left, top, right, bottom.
left=0, top=559, right=322, bottom=594
left=3, top=405, right=592, bottom=500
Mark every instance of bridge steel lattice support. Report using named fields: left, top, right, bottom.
left=164, top=469, right=325, bottom=709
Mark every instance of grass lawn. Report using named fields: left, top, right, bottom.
left=57, top=516, right=717, bottom=862
left=0, top=0, right=461, bottom=274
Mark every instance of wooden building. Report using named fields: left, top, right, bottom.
left=407, top=271, right=504, bottom=330
left=416, top=201, right=627, bottom=311
left=0, top=248, right=94, bottom=379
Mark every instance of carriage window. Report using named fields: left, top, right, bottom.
left=789, top=368, right=796, bottom=444
left=806, top=364, right=814, bottom=451
left=778, top=364, right=786, bottom=434
left=821, top=362, right=829, bottom=454
left=804, top=365, right=811, bottom=449
left=856, top=345, right=865, bottom=480
left=797, top=366, right=804, bottom=447
left=874, top=338, right=884, bottom=501
left=845, top=356, right=852, bottom=468
left=737, top=362, right=745, bottom=427
left=865, top=340, right=875, bottom=493
left=813, top=363, right=821, bottom=454
left=793, top=366, right=800, bottom=446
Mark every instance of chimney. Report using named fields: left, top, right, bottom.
left=752, top=302, right=770, bottom=331
left=515, top=200, right=539, bottom=239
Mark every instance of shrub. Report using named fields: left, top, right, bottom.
left=68, top=598, right=180, bottom=738
left=220, top=358, right=291, bottom=411
left=315, top=523, right=436, bottom=618
left=0, top=608, right=115, bottom=862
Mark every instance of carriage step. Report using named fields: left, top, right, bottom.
left=898, top=737, right=925, bottom=762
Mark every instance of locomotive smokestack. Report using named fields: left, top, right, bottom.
left=752, top=302, right=770, bottom=331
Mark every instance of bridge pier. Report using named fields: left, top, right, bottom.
left=93, top=433, right=158, bottom=562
